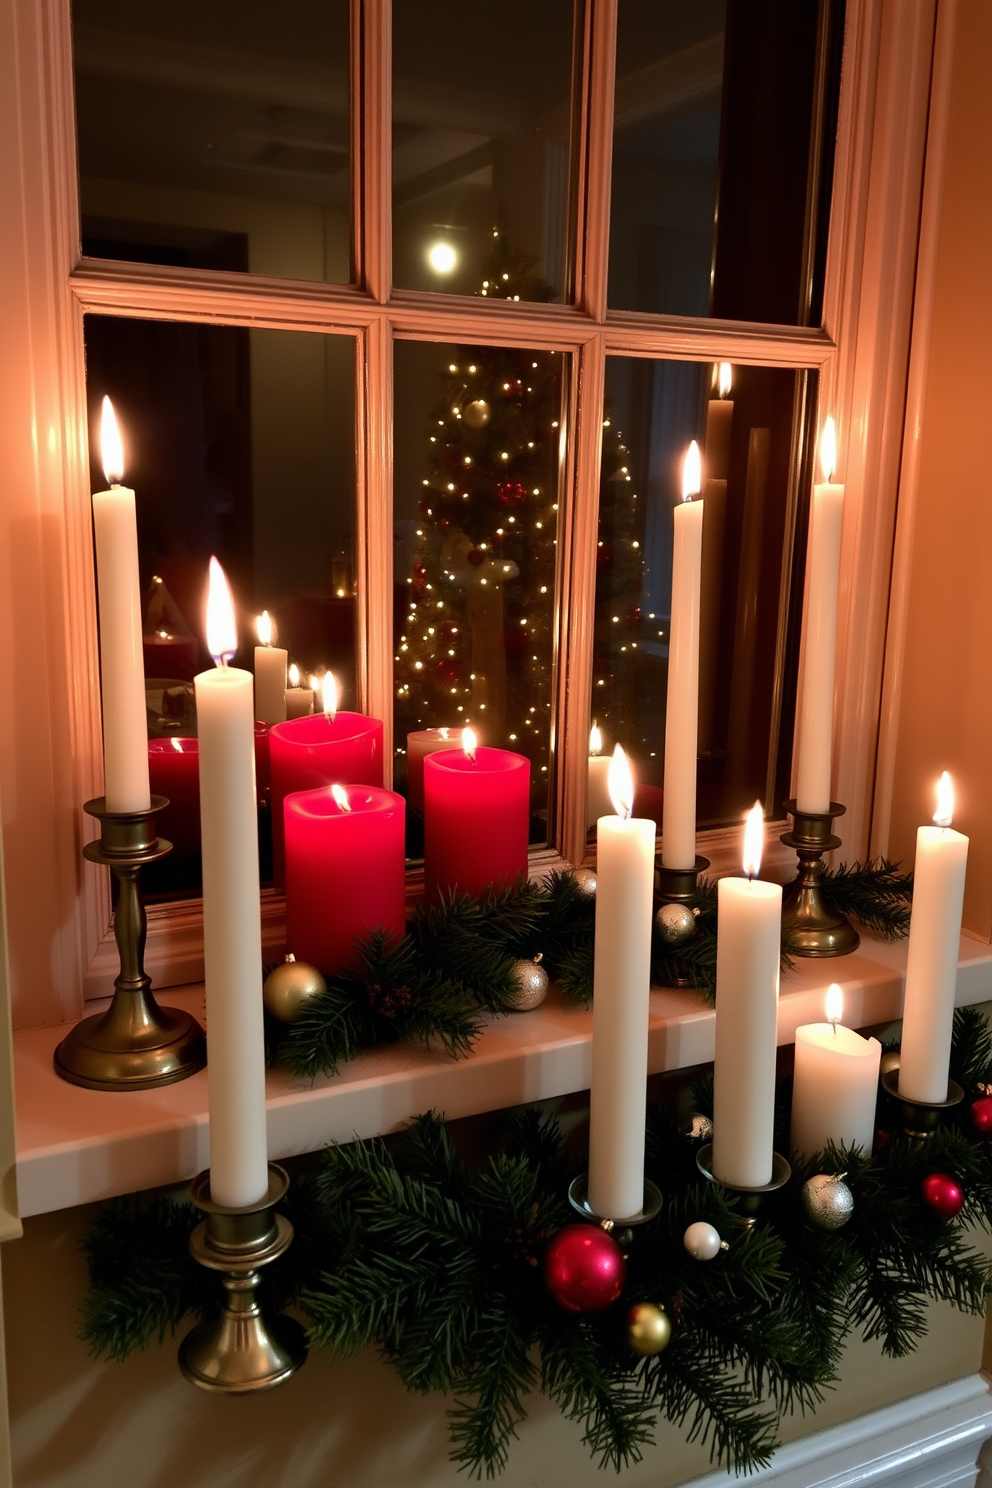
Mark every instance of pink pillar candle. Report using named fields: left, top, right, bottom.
left=406, top=728, right=461, bottom=813
left=424, top=746, right=530, bottom=901
left=269, top=712, right=383, bottom=882
left=285, top=785, right=407, bottom=976
left=148, top=738, right=200, bottom=857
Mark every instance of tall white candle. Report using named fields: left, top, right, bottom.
left=795, top=418, right=844, bottom=815
left=586, top=724, right=613, bottom=828
left=195, top=558, right=269, bottom=1209
left=588, top=747, right=655, bottom=1220
left=253, top=611, right=288, bottom=724
left=704, top=362, right=734, bottom=480
left=899, top=772, right=969, bottom=1103
left=712, top=803, right=782, bottom=1188
left=92, top=398, right=151, bottom=813
left=661, top=443, right=704, bottom=870
left=791, top=984, right=881, bottom=1157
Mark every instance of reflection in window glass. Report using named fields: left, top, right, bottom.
left=593, top=358, right=807, bottom=832
left=392, top=0, right=575, bottom=300
left=393, top=341, right=565, bottom=850
left=73, top=0, right=350, bottom=281
left=84, top=316, right=356, bottom=895
left=609, top=0, right=841, bottom=324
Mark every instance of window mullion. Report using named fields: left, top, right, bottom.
left=357, top=0, right=391, bottom=302
left=357, top=317, right=395, bottom=775
left=575, top=0, right=617, bottom=321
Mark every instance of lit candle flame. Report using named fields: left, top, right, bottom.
left=682, top=440, right=701, bottom=501
left=205, top=556, right=237, bottom=666
left=589, top=723, right=603, bottom=756
left=742, top=801, right=764, bottom=879
left=826, top=982, right=843, bottom=1029
left=309, top=673, right=321, bottom=692
left=820, top=416, right=837, bottom=482
left=934, top=770, right=954, bottom=827
left=321, top=672, right=338, bottom=722
left=462, top=726, right=478, bottom=761
left=608, top=744, right=634, bottom=820
left=331, top=783, right=351, bottom=812
left=100, top=396, right=125, bottom=485
left=289, top=662, right=300, bottom=686
left=718, top=362, right=732, bottom=398
left=255, top=610, right=273, bottom=646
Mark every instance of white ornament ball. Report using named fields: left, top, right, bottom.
left=683, top=1221, right=723, bottom=1261
left=506, top=955, right=549, bottom=1012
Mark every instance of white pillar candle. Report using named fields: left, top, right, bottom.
left=253, top=611, right=287, bottom=724
left=791, top=984, right=881, bottom=1157
left=586, top=724, right=613, bottom=828
left=795, top=418, right=844, bottom=815
left=661, top=443, right=704, bottom=870
left=285, top=663, right=314, bottom=718
left=712, top=803, right=782, bottom=1188
left=588, top=747, right=655, bottom=1220
left=195, top=558, right=269, bottom=1210
left=407, top=727, right=461, bottom=813
left=899, top=772, right=969, bottom=1104
left=91, top=398, right=151, bottom=813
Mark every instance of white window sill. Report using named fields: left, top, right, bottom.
left=14, top=933, right=992, bottom=1218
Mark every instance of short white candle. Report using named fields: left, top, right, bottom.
left=407, top=727, right=461, bottom=813
left=588, top=747, right=655, bottom=1220
left=791, top=984, right=881, bottom=1157
left=661, top=443, right=704, bottom=870
left=91, top=398, right=151, bottom=813
left=795, top=418, right=844, bottom=815
left=253, top=611, right=288, bottom=724
left=712, top=803, right=782, bottom=1188
left=899, top=772, right=969, bottom=1103
left=285, top=663, right=314, bottom=718
left=586, top=724, right=613, bottom=828
left=195, top=558, right=269, bottom=1210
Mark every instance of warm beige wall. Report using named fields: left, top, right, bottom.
left=886, top=0, right=992, bottom=940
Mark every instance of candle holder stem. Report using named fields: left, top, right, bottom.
left=655, top=855, right=710, bottom=905
left=179, top=1164, right=307, bottom=1393
left=880, top=1069, right=964, bottom=1145
left=567, top=1174, right=663, bottom=1252
left=780, top=800, right=860, bottom=957
left=696, top=1144, right=792, bottom=1227
left=54, top=797, right=206, bottom=1090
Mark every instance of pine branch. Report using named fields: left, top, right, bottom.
left=540, top=1321, right=657, bottom=1472
left=449, top=1310, right=537, bottom=1478
left=819, top=858, right=913, bottom=940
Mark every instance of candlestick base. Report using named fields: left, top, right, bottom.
left=54, top=797, right=206, bottom=1091
left=655, top=856, right=711, bottom=904
left=179, top=1164, right=308, bottom=1394
left=780, top=800, right=860, bottom=958
left=880, top=1069, right=964, bottom=1144
left=696, top=1144, right=792, bottom=1227
left=567, top=1174, right=663, bottom=1251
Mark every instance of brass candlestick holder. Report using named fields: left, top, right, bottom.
left=179, top=1163, right=307, bottom=1393
left=696, top=1144, right=792, bottom=1228
left=568, top=1174, right=664, bottom=1251
left=780, top=800, right=860, bottom=958
left=880, top=1068, right=964, bottom=1145
left=655, top=855, right=710, bottom=905
left=53, top=796, right=206, bottom=1090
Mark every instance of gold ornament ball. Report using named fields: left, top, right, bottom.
left=879, top=1050, right=900, bottom=1078
left=679, top=1111, right=714, bottom=1144
left=506, top=955, right=549, bottom=1012
left=263, top=955, right=327, bottom=1024
left=626, top=1302, right=672, bottom=1357
left=462, top=398, right=492, bottom=430
left=655, top=902, right=697, bottom=945
left=801, top=1173, right=855, bottom=1230
left=572, top=867, right=597, bottom=899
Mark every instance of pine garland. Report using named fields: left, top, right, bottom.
left=82, top=1009, right=992, bottom=1479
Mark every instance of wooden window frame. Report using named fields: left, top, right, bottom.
left=0, top=0, right=942, bottom=1026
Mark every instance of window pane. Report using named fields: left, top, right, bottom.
left=393, top=341, right=565, bottom=852
left=593, top=358, right=809, bottom=831
left=392, top=0, right=576, bottom=300
left=609, top=0, right=842, bottom=324
left=84, top=316, right=356, bottom=897
left=73, top=0, right=350, bottom=282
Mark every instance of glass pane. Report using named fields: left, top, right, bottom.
left=592, top=358, right=808, bottom=832
left=609, top=0, right=842, bottom=324
left=84, top=316, right=357, bottom=897
left=72, top=0, right=350, bottom=282
left=392, top=0, right=575, bottom=300
left=393, top=341, right=566, bottom=853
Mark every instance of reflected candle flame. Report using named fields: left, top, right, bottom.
left=682, top=441, right=701, bottom=501
left=289, top=663, right=300, bottom=687
left=589, top=723, right=603, bottom=756
left=255, top=610, right=273, bottom=646
left=321, top=672, right=338, bottom=722
left=171, top=737, right=183, bottom=753
left=331, top=783, right=351, bottom=813
left=934, top=770, right=954, bottom=828
left=462, top=726, right=478, bottom=762
left=826, top=982, right=843, bottom=1030
left=100, top=396, right=125, bottom=485
left=438, top=727, right=449, bottom=740
left=820, top=417, right=837, bottom=483
left=742, top=801, right=764, bottom=879
left=718, top=362, right=732, bottom=398
left=205, top=556, right=237, bottom=666
left=608, top=744, right=634, bottom=821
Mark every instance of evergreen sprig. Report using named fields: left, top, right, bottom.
left=819, top=858, right=913, bottom=941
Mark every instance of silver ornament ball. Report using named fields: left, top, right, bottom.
left=683, top=1221, right=723, bottom=1260
left=801, top=1173, right=855, bottom=1230
left=462, top=398, right=492, bottom=430
left=263, top=954, right=327, bottom=1024
left=572, top=867, right=597, bottom=900
left=655, top=902, right=697, bottom=945
left=678, top=1111, right=714, bottom=1144
left=879, top=1049, right=900, bottom=1078
left=506, top=955, right=549, bottom=1012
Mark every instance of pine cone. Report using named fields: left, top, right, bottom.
left=367, top=982, right=413, bottom=1020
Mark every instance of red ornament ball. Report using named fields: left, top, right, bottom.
left=502, top=377, right=525, bottom=402
left=921, top=1172, right=964, bottom=1219
left=497, top=480, right=528, bottom=508
left=970, top=1096, right=992, bottom=1137
left=412, top=563, right=427, bottom=586
left=544, top=1224, right=625, bottom=1313
left=435, top=657, right=462, bottom=685
left=467, top=549, right=486, bottom=568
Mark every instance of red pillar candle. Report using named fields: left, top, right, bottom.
left=424, top=736, right=530, bottom=901
left=269, top=711, right=383, bottom=882
left=148, top=737, right=200, bottom=857
left=285, top=784, right=406, bottom=975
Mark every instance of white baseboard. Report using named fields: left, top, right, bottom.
left=683, top=1374, right=992, bottom=1488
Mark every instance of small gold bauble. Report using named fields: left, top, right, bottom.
left=626, top=1302, right=671, bottom=1356
left=879, top=1050, right=900, bottom=1078
left=679, top=1111, right=714, bottom=1144
left=655, top=901, right=698, bottom=945
left=801, top=1173, right=855, bottom=1230
left=462, top=398, right=491, bottom=430
left=263, top=954, right=327, bottom=1024
left=572, top=867, right=597, bottom=899
left=506, top=954, right=549, bottom=1012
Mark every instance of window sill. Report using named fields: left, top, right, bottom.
left=15, top=933, right=992, bottom=1219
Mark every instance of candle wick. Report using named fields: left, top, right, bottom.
left=831, top=1021, right=838, bottom=1037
